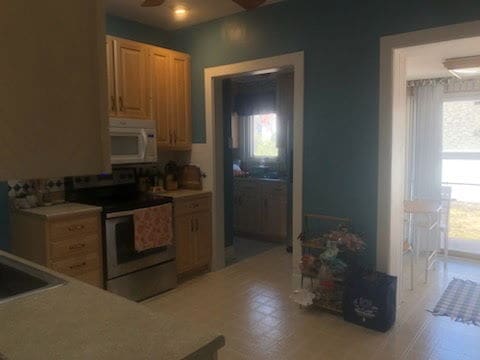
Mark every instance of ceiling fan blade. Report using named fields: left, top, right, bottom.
left=232, top=0, right=267, bottom=11
left=141, top=0, right=165, bottom=7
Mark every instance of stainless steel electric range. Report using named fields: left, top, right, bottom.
left=65, top=168, right=176, bottom=301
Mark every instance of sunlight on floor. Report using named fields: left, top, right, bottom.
left=144, top=248, right=480, bottom=360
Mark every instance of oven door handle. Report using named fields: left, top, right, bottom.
left=106, top=210, right=136, bottom=219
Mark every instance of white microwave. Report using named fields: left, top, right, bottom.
left=109, top=118, right=157, bottom=165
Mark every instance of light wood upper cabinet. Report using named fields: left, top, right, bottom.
left=169, top=52, right=192, bottom=150
left=113, top=38, right=150, bottom=119
left=106, top=36, right=192, bottom=150
left=150, top=47, right=172, bottom=147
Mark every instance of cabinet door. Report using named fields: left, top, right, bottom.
left=114, top=39, right=149, bottom=119
left=237, top=191, right=261, bottom=234
left=262, top=184, right=287, bottom=239
left=175, top=214, right=195, bottom=274
left=106, top=36, right=116, bottom=117
left=194, top=211, right=212, bottom=268
left=150, top=47, right=171, bottom=147
left=170, top=53, right=191, bottom=149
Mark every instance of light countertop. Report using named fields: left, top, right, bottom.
left=233, top=177, right=287, bottom=183
left=161, top=189, right=212, bottom=199
left=0, top=251, right=224, bottom=360
left=14, top=202, right=102, bottom=219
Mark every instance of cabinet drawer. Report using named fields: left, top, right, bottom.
left=49, top=215, right=99, bottom=240
left=50, top=252, right=100, bottom=277
left=49, top=233, right=99, bottom=261
left=76, top=269, right=102, bottom=288
left=174, top=196, right=211, bottom=216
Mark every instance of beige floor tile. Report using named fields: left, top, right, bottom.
left=143, top=248, right=480, bottom=360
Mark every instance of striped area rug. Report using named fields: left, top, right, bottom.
left=432, top=278, right=480, bottom=326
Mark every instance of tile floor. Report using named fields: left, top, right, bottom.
left=226, top=237, right=282, bottom=266
left=144, top=248, right=480, bottom=360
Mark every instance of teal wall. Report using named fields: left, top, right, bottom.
left=166, top=0, right=480, bottom=266
left=106, top=15, right=170, bottom=46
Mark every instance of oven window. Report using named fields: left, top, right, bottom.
left=111, top=135, right=139, bottom=156
left=115, top=217, right=166, bottom=264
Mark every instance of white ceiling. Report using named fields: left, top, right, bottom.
left=405, top=37, right=480, bottom=80
left=106, top=0, right=283, bottom=31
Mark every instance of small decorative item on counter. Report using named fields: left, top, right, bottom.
left=164, top=161, right=179, bottom=191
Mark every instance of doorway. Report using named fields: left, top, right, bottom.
left=190, top=52, right=304, bottom=284
left=220, top=70, right=294, bottom=266
left=377, top=20, right=480, bottom=282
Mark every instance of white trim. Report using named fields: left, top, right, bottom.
left=201, top=52, right=304, bottom=282
left=378, top=21, right=480, bottom=279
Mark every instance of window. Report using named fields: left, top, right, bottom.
left=250, top=113, right=278, bottom=158
left=443, top=99, right=480, bottom=153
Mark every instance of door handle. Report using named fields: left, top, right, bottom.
left=195, top=218, right=199, bottom=232
left=174, top=130, right=177, bottom=144
left=190, top=218, right=194, bottom=232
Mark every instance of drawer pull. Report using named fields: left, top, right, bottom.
left=68, top=243, right=86, bottom=250
left=68, top=225, right=85, bottom=232
left=190, top=203, right=199, bottom=208
left=69, top=261, right=87, bottom=270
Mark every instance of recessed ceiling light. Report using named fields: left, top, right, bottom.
left=443, top=55, right=480, bottom=79
left=173, top=6, right=188, bottom=17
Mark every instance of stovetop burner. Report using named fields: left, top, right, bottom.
left=65, top=168, right=171, bottom=213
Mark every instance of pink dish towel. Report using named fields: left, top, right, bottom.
left=134, top=203, right=173, bottom=252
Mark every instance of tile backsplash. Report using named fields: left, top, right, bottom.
left=7, top=178, right=64, bottom=198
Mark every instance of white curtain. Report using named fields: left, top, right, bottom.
left=407, top=80, right=444, bottom=200
left=406, top=80, right=444, bottom=251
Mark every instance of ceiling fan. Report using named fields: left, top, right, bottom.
left=141, top=0, right=267, bottom=11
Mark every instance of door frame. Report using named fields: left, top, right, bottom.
left=377, top=20, right=480, bottom=278
left=194, top=52, right=304, bottom=282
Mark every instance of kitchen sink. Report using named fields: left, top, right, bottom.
left=0, top=255, right=65, bottom=304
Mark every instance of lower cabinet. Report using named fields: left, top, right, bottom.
left=174, top=193, right=212, bottom=276
left=11, top=210, right=103, bottom=288
left=234, top=180, right=287, bottom=241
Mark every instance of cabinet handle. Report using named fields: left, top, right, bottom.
left=169, top=131, right=173, bottom=145
left=190, top=218, right=194, bottom=232
left=110, top=96, right=116, bottom=112
left=69, top=261, right=87, bottom=270
left=119, top=96, right=124, bottom=112
left=174, top=130, right=177, bottom=144
left=69, top=243, right=86, bottom=250
left=195, top=218, right=199, bottom=232
left=68, top=225, right=85, bottom=232
left=190, top=203, right=199, bottom=209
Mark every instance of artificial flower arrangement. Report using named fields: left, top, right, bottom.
left=296, top=223, right=366, bottom=312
